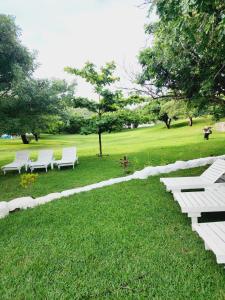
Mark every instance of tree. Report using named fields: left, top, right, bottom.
left=64, top=108, right=93, bottom=134
left=138, top=0, right=225, bottom=115
left=160, top=100, right=202, bottom=126
left=65, top=62, right=122, bottom=156
left=142, top=99, right=203, bottom=128
left=142, top=100, right=173, bottom=128
left=0, top=15, right=34, bottom=95
left=0, top=78, right=76, bottom=143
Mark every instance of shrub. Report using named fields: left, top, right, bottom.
left=20, top=173, right=38, bottom=188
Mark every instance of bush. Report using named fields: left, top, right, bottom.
left=20, top=173, right=38, bottom=188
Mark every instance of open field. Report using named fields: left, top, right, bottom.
left=1, top=118, right=225, bottom=299
left=0, top=118, right=225, bottom=201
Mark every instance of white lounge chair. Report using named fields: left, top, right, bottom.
left=193, top=222, right=225, bottom=264
left=1, top=151, right=30, bottom=174
left=160, top=159, right=225, bottom=192
left=54, top=147, right=78, bottom=169
left=173, top=188, right=225, bottom=227
left=29, top=150, right=54, bottom=172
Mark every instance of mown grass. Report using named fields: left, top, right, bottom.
left=0, top=118, right=225, bottom=201
left=1, top=118, right=225, bottom=299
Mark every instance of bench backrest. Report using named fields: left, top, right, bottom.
left=62, top=147, right=77, bottom=161
left=15, top=151, right=30, bottom=163
left=37, top=150, right=53, bottom=163
left=201, top=159, right=225, bottom=183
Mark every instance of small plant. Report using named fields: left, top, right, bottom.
left=20, top=173, right=38, bottom=188
left=120, top=155, right=132, bottom=174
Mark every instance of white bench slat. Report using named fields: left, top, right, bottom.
left=174, top=190, right=225, bottom=214
left=201, top=160, right=225, bottom=183
left=193, top=222, right=225, bottom=263
left=161, top=159, right=225, bottom=192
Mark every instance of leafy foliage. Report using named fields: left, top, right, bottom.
left=0, top=15, right=34, bottom=94
left=0, top=78, right=76, bottom=141
left=65, top=61, right=123, bottom=155
left=139, top=0, right=225, bottom=115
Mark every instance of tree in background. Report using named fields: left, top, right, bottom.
left=65, top=62, right=123, bottom=156
left=138, top=0, right=225, bottom=117
left=0, top=78, right=76, bottom=143
left=160, top=100, right=201, bottom=127
left=141, top=99, right=201, bottom=128
left=143, top=101, right=174, bottom=129
left=64, top=108, right=93, bottom=134
left=0, top=15, right=34, bottom=95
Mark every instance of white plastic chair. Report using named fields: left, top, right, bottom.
left=2, top=151, right=30, bottom=174
left=54, top=147, right=78, bottom=169
left=29, top=150, right=54, bottom=172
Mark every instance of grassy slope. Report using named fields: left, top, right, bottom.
left=1, top=119, right=225, bottom=299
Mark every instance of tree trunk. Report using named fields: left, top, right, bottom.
left=98, top=129, right=102, bottom=157
left=188, top=117, right=193, bottom=126
left=161, top=113, right=171, bottom=129
left=32, top=133, right=39, bottom=141
left=21, top=134, right=29, bottom=144
left=164, top=118, right=171, bottom=129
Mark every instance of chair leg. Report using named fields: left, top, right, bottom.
left=191, top=217, right=200, bottom=231
left=205, top=243, right=210, bottom=250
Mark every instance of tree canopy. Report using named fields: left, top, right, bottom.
left=138, top=0, right=225, bottom=114
left=0, top=78, right=76, bottom=143
left=0, top=15, right=34, bottom=95
left=65, top=61, right=123, bottom=156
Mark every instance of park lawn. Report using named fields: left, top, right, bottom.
left=1, top=118, right=225, bottom=298
left=1, top=175, right=225, bottom=299
left=0, top=118, right=225, bottom=201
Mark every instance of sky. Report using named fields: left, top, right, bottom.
left=0, top=0, right=155, bottom=99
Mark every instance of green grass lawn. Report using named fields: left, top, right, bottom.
left=0, top=118, right=225, bottom=201
left=1, top=118, right=225, bottom=299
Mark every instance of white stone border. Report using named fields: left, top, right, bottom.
left=1, top=154, right=225, bottom=219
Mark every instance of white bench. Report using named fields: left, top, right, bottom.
left=193, top=222, right=225, bottom=264
left=160, top=159, right=225, bottom=192
left=173, top=189, right=225, bottom=229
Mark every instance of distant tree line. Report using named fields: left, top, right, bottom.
left=1, top=2, right=225, bottom=150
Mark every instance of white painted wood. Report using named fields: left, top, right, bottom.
left=193, top=222, right=225, bottom=264
left=174, top=190, right=225, bottom=216
left=201, top=160, right=225, bottom=182
left=161, top=159, right=225, bottom=192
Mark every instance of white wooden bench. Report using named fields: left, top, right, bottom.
left=173, top=189, right=225, bottom=228
left=193, top=222, right=225, bottom=264
left=160, top=159, right=225, bottom=192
